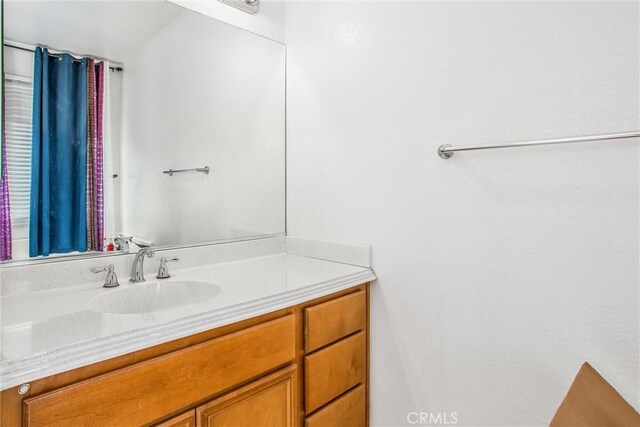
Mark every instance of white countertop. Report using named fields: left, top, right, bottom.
left=0, top=253, right=376, bottom=390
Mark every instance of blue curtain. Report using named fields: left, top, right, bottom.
left=30, top=47, right=88, bottom=257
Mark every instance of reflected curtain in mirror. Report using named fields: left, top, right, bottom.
left=0, top=79, right=11, bottom=260
left=30, top=47, right=87, bottom=256
left=86, top=59, right=105, bottom=252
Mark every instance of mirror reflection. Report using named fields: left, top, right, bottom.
left=1, top=0, right=286, bottom=262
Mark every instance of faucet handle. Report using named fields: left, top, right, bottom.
left=157, top=257, right=179, bottom=279
left=91, top=264, right=120, bottom=288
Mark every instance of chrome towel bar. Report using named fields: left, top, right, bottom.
left=163, top=166, right=210, bottom=176
left=438, top=131, right=640, bottom=159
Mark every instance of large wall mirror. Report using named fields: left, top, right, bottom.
left=1, top=0, right=286, bottom=263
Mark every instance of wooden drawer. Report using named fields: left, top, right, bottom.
left=23, top=315, right=296, bottom=427
left=197, top=365, right=296, bottom=427
left=304, top=331, right=366, bottom=414
left=305, top=384, right=366, bottom=427
left=305, top=290, right=366, bottom=352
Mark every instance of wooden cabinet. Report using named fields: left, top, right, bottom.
left=197, top=365, right=296, bottom=427
left=1, top=283, right=369, bottom=427
left=303, top=290, right=368, bottom=425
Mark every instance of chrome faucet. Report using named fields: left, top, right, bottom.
left=130, top=248, right=155, bottom=283
left=157, top=257, right=179, bottom=279
left=91, top=264, right=120, bottom=288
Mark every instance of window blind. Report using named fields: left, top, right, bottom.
left=4, top=75, right=33, bottom=224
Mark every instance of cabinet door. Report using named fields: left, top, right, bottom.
left=197, top=365, right=296, bottom=427
left=155, top=410, right=196, bottom=427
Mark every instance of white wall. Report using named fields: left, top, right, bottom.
left=121, top=10, right=285, bottom=246
left=285, top=2, right=639, bottom=426
left=4, top=0, right=183, bottom=64
left=167, top=0, right=285, bottom=42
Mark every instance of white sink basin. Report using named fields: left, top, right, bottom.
left=89, top=281, right=221, bottom=314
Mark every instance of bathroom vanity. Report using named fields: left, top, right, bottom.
left=2, top=284, right=369, bottom=426
left=0, top=1, right=375, bottom=425
left=0, top=238, right=376, bottom=426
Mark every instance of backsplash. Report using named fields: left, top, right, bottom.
left=0, top=236, right=285, bottom=296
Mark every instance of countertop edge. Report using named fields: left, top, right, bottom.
left=0, top=269, right=377, bottom=391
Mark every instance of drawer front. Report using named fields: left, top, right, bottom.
left=305, top=331, right=366, bottom=413
left=23, top=315, right=296, bottom=427
left=305, top=290, right=366, bottom=353
left=305, top=384, right=366, bottom=427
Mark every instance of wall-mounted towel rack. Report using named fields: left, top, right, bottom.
left=437, top=131, right=640, bottom=159
left=163, top=166, right=210, bottom=176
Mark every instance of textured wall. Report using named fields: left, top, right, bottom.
left=285, top=2, right=639, bottom=425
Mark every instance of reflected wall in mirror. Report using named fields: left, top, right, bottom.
left=1, top=0, right=286, bottom=262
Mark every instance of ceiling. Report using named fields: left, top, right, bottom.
left=4, top=0, right=185, bottom=63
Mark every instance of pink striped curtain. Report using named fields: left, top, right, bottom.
left=1, top=112, right=11, bottom=260
left=86, top=61, right=105, bottom=252
left=1, top=78, right=12, bottom=261
left=95, top=62, right=105, bottom=252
